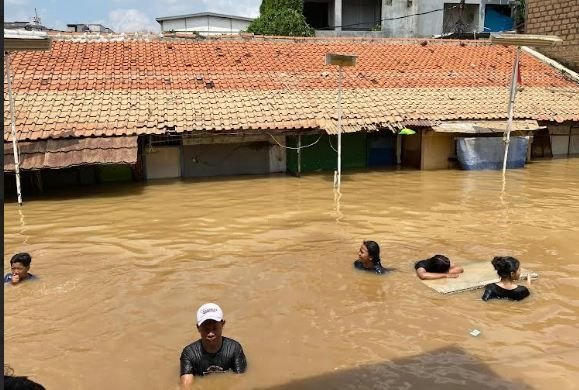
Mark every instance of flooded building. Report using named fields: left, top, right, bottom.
left=3, top=33, right=579, bottom=194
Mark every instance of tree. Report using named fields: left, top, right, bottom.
left=259, top=0, right=303, bottom=14
left=248, top=0, right=314, bottom=37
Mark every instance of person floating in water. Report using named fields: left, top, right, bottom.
left=482, top=256, right=530, bottom=301
left=414, top=254, right=463, bottom=280
left=180, top=303, right=247, bottom=388
left=4, top=253, right=37, bottom=285
left=353, top=241, right=394, bottom=275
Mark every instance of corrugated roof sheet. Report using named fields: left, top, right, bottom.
left=4, top=136, right=137, bottom=171
left=431, top=120, right=543, bottom=133
left=3, top=36, right=579, bottom=141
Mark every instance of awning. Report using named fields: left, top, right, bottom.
left=4, top=136, right=138, bottom=172
left=431, top=120, right=543, bottom=134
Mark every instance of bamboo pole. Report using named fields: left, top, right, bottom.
left=5, top=52, right=23, bottom=205
left=502, top=47, right=521, bottom=176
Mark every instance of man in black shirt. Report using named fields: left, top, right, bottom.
left=180, top=303, right=247, bottom=388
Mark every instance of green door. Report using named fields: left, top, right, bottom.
left=287, top=133, right=367, bottom=174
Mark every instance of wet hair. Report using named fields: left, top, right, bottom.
left=492, top=256, right=520, bottom=279
left=3, top=376, right=45, bottom=390
left=363, top=241, right=381, bottom=266
left=426, top=254, right=451, bottom=273
left=4, top=366, right=45, bottom=390
left=10, top=253, right=31, bottom=267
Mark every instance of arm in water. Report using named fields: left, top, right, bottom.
left=416, top=268, right=460, bottom=280
left=180, top=374, right=194, bottom=389
left=231, top=345, right=247, bottom=373
left=448, top=264, right=464, bottom=275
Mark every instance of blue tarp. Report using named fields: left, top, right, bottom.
left=484, top=7, right=514, bottom=32
left=457, top=137, right=529, bottom=170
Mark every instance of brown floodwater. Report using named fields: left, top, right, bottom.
left=4, top=159, right=579, bottom=390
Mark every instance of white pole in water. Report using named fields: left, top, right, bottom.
left=502, top=47, right=520, bottom=177
left=325, top=53, right=357, bottom=190
left=336, top=65, right=343, bottom=189
left=5, top=52, right=23, bottom=206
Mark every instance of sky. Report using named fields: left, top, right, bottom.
left=4, top=0, right=263, bottom=32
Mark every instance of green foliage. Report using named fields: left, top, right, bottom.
left=259, top=0, right=304, bottom=14
left=248, top=7, right=314, bottom=37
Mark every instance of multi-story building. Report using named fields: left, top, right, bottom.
left=305, top=0, right=516, bottom=37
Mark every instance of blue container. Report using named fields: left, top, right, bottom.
left=457, top=136, right=529, bottom=170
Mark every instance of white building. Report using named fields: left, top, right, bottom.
left=305, top=0, right=516, bottom=38
left=156, top=12, right=254, bottom=35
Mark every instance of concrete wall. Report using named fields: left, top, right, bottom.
left=180, top=135, right=286, bottom=177
left=181, top=143, right=269, bottom=177
left=160, top=16, right=251, bottom=34
left=268, top=136, right=287, bottom=173
left=318, top=0, right=508, bottom=37
left=526, top=0, right=579, bottom=72
left=145, top=146, right=181, bottom=179
left=420, top=131, right=454, bottom=170
left=549, top=124, right=579, bottom=156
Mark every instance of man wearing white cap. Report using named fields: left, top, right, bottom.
left=179, top=303, right=247, bottom=387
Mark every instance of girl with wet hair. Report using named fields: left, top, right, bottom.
left=353, top=240, right=394, bottom=275
left=414, top=254, right=464, bottom=280
left=482, top=256, right=530, bottom=301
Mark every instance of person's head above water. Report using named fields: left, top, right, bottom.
left=425, top=254, right=450, bottom=273
left=8, top=253, right=32, bottom=284
left=196, top=303, right=225, bottom=353
left=491, top=256, right=521, bottom=280
left=359, top=240, right=381, bottom=265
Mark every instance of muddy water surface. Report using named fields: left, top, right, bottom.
left=4, top=159, right=579, bottom=389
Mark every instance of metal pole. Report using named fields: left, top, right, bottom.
left=336, top=66, right=343, bottom=189
left=5, top=52, right=23, bottom=206
left=297, top=134, right=301, bottom=177
left=502, top=47, right=520, bottom=176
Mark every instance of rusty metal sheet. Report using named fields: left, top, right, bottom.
left=4, top=136, right=137, bottom=171
left=432, top=120, right=542, bottom=133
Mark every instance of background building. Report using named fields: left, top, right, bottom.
left=67, top=24, right=114, bottom=33
left=156, top=12, right=254, bottom=35
left=305, top=0, right=516, bottom=37
left=525, top=0, right=579, bottom=72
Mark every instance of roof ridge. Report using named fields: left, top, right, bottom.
left=46, top=31, right=493, bottom=46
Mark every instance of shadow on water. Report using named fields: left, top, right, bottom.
left=3, top=182, right=147, bottom=203
left=260, top=346, right=534, bottom=390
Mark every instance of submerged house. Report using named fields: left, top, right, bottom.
left=3, top=33, right=579, bottom=193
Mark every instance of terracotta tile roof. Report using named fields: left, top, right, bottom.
left=4, top=35, right=579, bottom=141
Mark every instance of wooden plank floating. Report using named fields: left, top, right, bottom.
left=421, top=261, right=538, bottom=294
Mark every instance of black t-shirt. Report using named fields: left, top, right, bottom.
left=414, top=260, right=450, bottom=273
left=180, top=336, right=247, bottom=376
left=481, top=283, right=530, bottom=301
left=353, top=260, right=393, bottom=275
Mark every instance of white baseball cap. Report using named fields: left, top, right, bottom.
left=196, top=303, right=224, bottom=326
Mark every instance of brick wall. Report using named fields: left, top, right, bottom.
left=525, top=0, right=579, bottom=72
